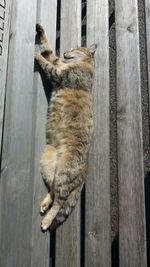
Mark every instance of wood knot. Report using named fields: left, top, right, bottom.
left=127, top=24, right=134, bottom=33
left=88, top=231, right=96, bottom=238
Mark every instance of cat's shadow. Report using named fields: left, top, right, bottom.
left=34, top=63, right=53, bottom=104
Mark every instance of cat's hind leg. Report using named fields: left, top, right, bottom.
left=40, top=145, right=57, bottom=213
left=41, top=201, right=61, bottom=231
left=40, top=144, right=57, bottom=186
left=49, top=182, right=84, bottom=230
left=41, top=183, right=84, bottom=230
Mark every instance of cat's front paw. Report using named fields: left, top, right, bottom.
left=34, top=52, right=40, bottom=61
left=36, top=23, right=44, bottom=35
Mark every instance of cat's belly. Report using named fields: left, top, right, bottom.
left=46, top=87, right=93, bottom=147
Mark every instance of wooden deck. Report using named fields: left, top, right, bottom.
left=0, top=0, right=149, bottom=266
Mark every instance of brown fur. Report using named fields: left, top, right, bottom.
left=35, top=24, right=96, bottom=231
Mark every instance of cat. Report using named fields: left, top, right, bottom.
left=35, top=24, right=97, bottom=231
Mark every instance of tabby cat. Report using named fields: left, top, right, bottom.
left=35, top=24, right=97, bottom=231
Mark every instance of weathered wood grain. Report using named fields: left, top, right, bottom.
left=0, top=0, right=12, bottom=153
left=55, top=1, right=81, bottom=267
left=0, top=0, right=37, bottom=266
left=30, top=1, right=57, bottom=267
left=116, top=0, right=147, bottom=266
left=145, top=0, right=150, bottom=116
left=85, top=1, right=111, bottom=266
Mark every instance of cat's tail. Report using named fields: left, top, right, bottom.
left=49, top=182, right=84, bottom=230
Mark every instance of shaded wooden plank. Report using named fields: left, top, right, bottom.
left=55, top=1, right=81, bottom=267
left=144, top=2, right=150, bottom=264
left=116, top=0, right=147, bottom=266
left=0, top=0, right=37, bottom=266
left=145, top=0, right=150, bottom=115
left=30, top=1, right=57, bottom=267
left=85, top=1, right=111, bottom=267
left=0, top=0, right=12, bottom=151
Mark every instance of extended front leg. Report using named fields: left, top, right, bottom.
left=36, top=23, right=58, bottom=64
left=36, top=24, right=49, bottom=50
left=35, top=52, right=64, bottom=83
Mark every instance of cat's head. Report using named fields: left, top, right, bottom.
left=63, top=43, right=97, bottom=63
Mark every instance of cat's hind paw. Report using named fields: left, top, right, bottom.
left=41, top=202, right=61, bottom=231
left=40, top=203, right=49, bottom=215
left=40, top=193, right=52, bottom=214
left=41, top=219, right=50, bottom=231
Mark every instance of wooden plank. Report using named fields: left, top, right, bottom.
left=145, top=0, right=150, bottom=115
left=0, top=0, right=12, bottom=152
left=31, top=0, right=57, bottom=267
left=116, top=0, right=147, bottom=266
left=31, top=1, right=57, bottom=267
left=0, top=0, right=37, bottom=266
left=145, top=2, right=150, bottom=264
left=85, top=1, right=111, bottom=267
left=55, top=1, right=81, bottom=266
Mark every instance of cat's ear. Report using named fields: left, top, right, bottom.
left=88, top=43, right=97, bottom=55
